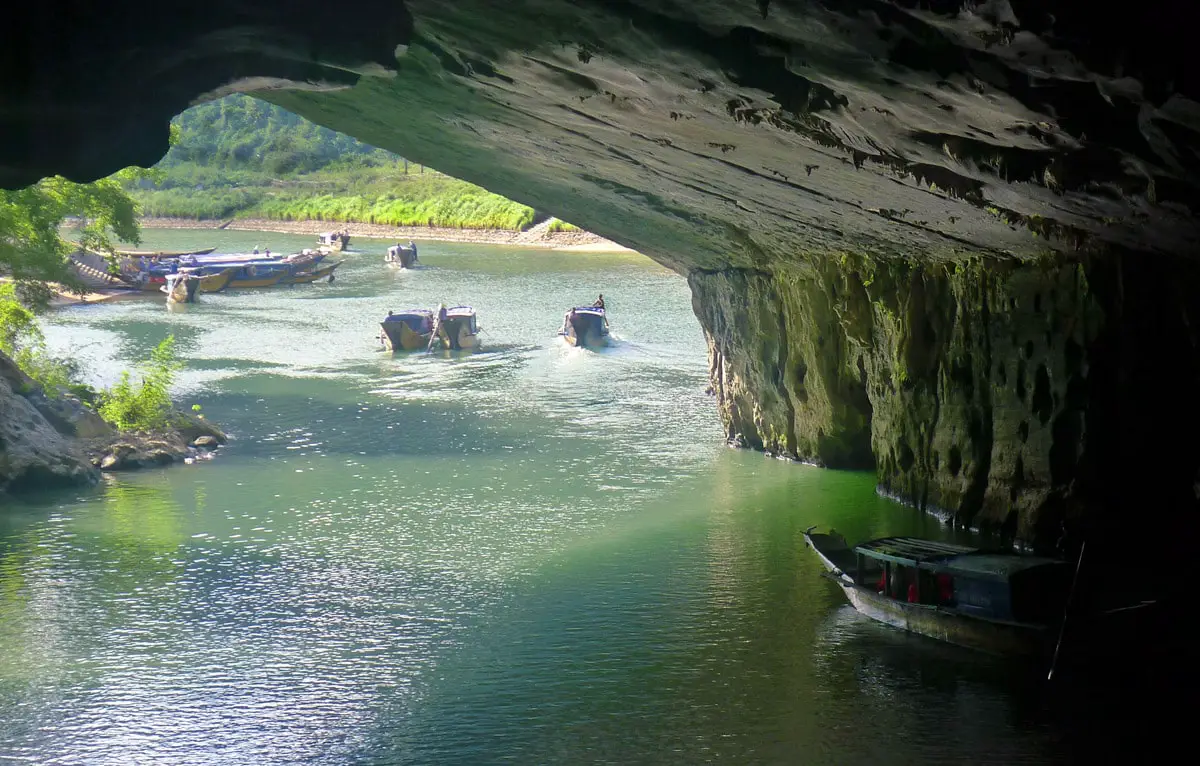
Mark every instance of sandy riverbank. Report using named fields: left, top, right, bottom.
left=139, top=217, right=637, bottom=253
left=1, top=277, right=137, bottom=308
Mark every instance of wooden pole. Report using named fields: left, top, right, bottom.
left=1048, top=540, right=1086, bottom=681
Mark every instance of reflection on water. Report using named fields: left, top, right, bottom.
left=0, top=231, right=1085, bottom=763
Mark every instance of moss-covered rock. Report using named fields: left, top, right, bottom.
left=692, top=251, right=1200, bottom=546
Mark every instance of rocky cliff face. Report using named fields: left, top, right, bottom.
left=0, top=353, right=100, bottom=493
left=3, top=1, right=1199, bottom=545
left=693, top=252, right=1200, bottom=544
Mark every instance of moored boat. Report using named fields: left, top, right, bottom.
left=432, top=305, right=482, bottom=350
left=227, top=267, right=286, bottom=288
left=196, top=268, right=235, bottom=293
left=283, top=261, right=342, bottom=284
left=104, top=246, right=217, bottom=258
left=560, top=305, right=610, bottom=347
left=803, top=528, right=1069, bottom=657
left=380, top=309, right=435, bottom=351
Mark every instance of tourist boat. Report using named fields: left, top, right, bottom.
left=227, top=266, right=286, bottom=288
left=161, top=272, right=200, bottom=303
left=196, top=267, right=236, bottom=293
left=161, top=269, right=235, bottom=302
left=318, top=231, right=350, bottom=251
left=282, top=261, right=342, bottom=284
left=432, top=305, right=482, bottom=350
left=379, top=309, right=435, bottom=351
left=385, top=244, right=418, bottom=268
left=560, top=305, right=610, bottom=347
left=100, top=246, right=216, bottom=259
left=802, top=528, right=1070, bottom=657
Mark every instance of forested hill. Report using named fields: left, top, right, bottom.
left=162, top=95, right=398, bottom=174
left=131, top=96, right=543, bottom=230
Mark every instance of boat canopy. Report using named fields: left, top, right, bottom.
left=939, top=553, right=1064, bottom=582
left=445, top=306, right=475, bottom=317
left=571, top=306, right=605, bottom=316
left=855, top=536, right=1068, bottom=623
left=385, top=309, right=434, bottom=320
left=854, top=537, right=975, bottom=566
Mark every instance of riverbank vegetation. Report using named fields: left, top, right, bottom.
left=128, top=95, right=543, bottom=231
left=96, top=335, right=182, bottom=431
left=1, top=171, right=192, bottom=434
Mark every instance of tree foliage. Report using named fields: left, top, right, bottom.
left=1, top=175, right=141, bottom=305
left=0, top=283, right=83, bottom=398
left=159, top=95, right=398, bottom=177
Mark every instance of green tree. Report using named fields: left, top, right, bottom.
left=1, top=174, right=142, bottom=306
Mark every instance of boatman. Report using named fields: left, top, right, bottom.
left=408, top=240, right=419, bottom=263
left=593, top=294, right=605, bottom=309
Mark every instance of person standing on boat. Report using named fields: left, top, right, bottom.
left=593, top=294, right=605, bottom=309
left=253, top=245, right=260, bottom=255
left=408, top=240, right=419, bottom=264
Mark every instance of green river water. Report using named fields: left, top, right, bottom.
left=1, top=230, right=1074, bottom=764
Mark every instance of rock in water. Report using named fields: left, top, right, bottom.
left=192, top=435, right=220, bottom=449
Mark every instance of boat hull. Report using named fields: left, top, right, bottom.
left=437, top=318, right=481, bottom=350
left=109, top=247, right=216, bottom=258
left=385, top=247, right=417, bottom=268
left=229, top=271, right=285, bottom=288
left=380, top=321, right=432, bottom=351
left=803, top=531, right=1049, bottom=657
left=283, top=261, right=341, bottom=285
left=197, top=268, right=234, bottom=293
left=561, top=309, right=609, bottom=347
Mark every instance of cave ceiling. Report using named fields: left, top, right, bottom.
left=3, top=1, right=1198, bottom=269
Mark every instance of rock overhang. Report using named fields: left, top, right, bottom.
left=3, top=0, right=1198, bottom=267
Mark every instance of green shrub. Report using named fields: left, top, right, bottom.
left=97, top=335, right=182, bottom=431
left=547, top=219, right=580, bottom=232
left=0, top=283, right=84, bottom=398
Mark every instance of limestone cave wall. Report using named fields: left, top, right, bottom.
left=693, top=252, right=1200, bottom=545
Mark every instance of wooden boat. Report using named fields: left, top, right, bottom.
left=196, top=268, right=235, bottom=293
left=132, top=273, right=168, bottom=291
left=109, top=246, right=216, bottom=258
left=318, top=231, right=350, bottom=251
left=560, top=305, right=610, bottom=347
left=385, top=244, right=418, bottom=268
left=379, top=309, right=435, bottom=351
left=432, top=305, right=482, bottom=350
left=227, top=268, right=285, bottom=288
left=283, top=261, right=342, bottom=284
left=803, top=529, right=1070, bottom=657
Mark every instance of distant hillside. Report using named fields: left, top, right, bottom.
left=161, top=95, right=398, bottom=175
left=131, top=96, right=540, bottom=231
